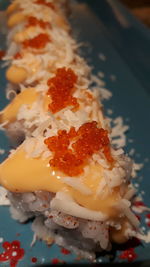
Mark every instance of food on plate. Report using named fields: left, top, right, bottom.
left=0, top=0, right=143, bottom=260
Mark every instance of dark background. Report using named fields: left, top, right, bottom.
left=120, top=0, right=150, bottom=27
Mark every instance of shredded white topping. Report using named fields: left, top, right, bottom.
left=51, top=192, right=108, bottom=221
left=62, top=177, right=92, bottom=195
left=126, top=229, right=150, bottom=243
left=0, top=186, right=10, bottom=206
left=111, top=117, right=129, bottom=148
left=116, top=199, right=140, bottom=230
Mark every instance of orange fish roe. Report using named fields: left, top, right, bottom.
left=22, top=33, right=50, bottom=49
left=47, top=67, right=79, bottom=113
left=26, top=16, right=51, bottom=29
left=14, top=52, right=22, bottom=60
left=44, top=121, right=114, bottom=176
left=35, top=0, right=55, bottom=10
left=0, top=50, right=5, bottom=60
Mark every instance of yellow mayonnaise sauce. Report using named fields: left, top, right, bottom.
left=110, top=219, right=130, bottom=244
left=7, top=12, right=25, bottom=28
left=6, top=2, right=18, bottom=15
left=0, top=145, right=121, bottom=217
left=6, top=65, right=28, bottom=84
left=13, top=27, right=38, bottom=43
left=6, top=1, right=68, bottom=31
left=0, top=88, right=38, bottom=123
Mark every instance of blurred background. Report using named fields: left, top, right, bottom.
left=120, top=0, right=150, bottom=27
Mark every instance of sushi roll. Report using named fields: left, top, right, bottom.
left=0, top=0, right=143, bottom=261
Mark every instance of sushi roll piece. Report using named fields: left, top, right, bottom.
left=0, top=116, right=138, bottom=259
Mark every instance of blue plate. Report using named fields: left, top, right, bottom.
left=0, top=0, right=150, bottom=266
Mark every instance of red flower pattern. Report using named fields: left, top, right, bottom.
left=0, top=240, right=24, bottom=267
left=119, top=248, right=138, bottom=262
left=61, top=248, right=71, bottom=255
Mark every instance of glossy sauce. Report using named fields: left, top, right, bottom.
left=0, top=146, right=120, bottom=216
left=6, top=65, right=28, bottom=84
left=0, top=88, right=38, bottom=123
left=110, top=219, right=130, bottom=243
left=7, top=12, right=25, bottom=28
left=13, top=27, right=37, bottom=43
left=6, top=2, right=18, bottom=14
